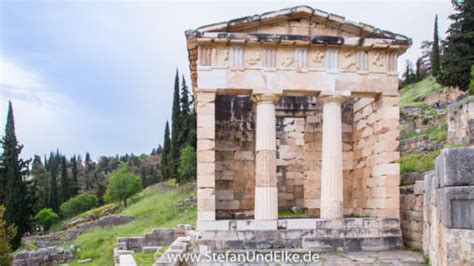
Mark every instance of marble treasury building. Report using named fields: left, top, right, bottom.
left=185, top=6, right=411, bottom=251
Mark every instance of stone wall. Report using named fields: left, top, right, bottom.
left=423, top=148, right=474, bottom=265
left=447, top=96, right=474, bottom=146
left=215, top=95, right=255, bottom=218
left=352, top=96, right=400, bottom=218
left=214, top=96, right=354, bottom=218
left=400, top=180, right=424, bottom=249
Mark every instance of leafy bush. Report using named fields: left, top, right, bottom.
left=34, top=208, right=59, bottom=231
left=178, top=146, right=196, bottom=182
left=60, top=194, right=98, bottom=218
left=0, top=205, right=15, bottom=265
left=105, top=165, right=142, bottom=207
left=400, top=151, right=440, bottom=175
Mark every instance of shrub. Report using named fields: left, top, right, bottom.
left=178, top=146, right=196, bottom=182
left=34, top=208, right=59, bottom=231
left=400, top=151, right=440, bottom=175
left=105, top=165, right=142, bottom=207
left=0, top=205, right=14, bottom=265
left=60, top=194, right=98, bottom=218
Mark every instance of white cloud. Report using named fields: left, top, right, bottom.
left=0, top=56, right=101, bottom=159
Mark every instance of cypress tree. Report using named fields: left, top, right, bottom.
left=179, top=75, right=191, bottom=147
left=70, top=155, right=79, bottom=197
left=437, top=0, right=474, bottom=90
left=1, top=102, right=31, bottom=249
left=30, top=156, right=49, bottom=212
left=161, top=121, right=171, bottom=179
left=187, top=97, right=197, bottom=149
left=48, top=152, right=59, bottom=212
left=60, top=156, right=69, bottom=202
left=170, top=70, right=181, bottom=178
left=85, top=152, right=93, bottom=190
left=432, top=15, right=441, bottom=76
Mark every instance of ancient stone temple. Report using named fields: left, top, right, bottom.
left=185, top=6, right=412, bottom=251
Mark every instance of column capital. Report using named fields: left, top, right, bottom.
left=251, top=93, right=281, bottom=104
left=319, top=95, right=347, bottom=105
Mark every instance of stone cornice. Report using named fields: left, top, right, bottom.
left=185, top=5, right=412, bottom=43
left=190, top=32, right=411, bottom=49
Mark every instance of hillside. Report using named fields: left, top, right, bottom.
left=399, top=76, right=452, bottom=176
left=63, top=181, right=196, bottom=265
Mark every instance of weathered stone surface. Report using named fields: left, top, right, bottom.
left=437, top=186, right=474, bottom=229
left=436, top=147, right=474, bottom=187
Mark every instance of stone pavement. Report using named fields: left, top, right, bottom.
left=316, top=250, right=425, bottom=265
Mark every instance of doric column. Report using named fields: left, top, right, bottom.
left=320, top=95, right=346, bottom=219
left=252, top=93, right=280, bottom=220
left=196, top=91, right=216, bottom=224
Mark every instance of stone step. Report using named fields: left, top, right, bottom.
left=198, top=227, right=401, bottom=241
left=142, top=246, right=161, bottom=253
left=302, top=236, right=403, bottom=252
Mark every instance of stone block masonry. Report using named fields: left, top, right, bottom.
left=423, top=147, right=474, bottom=266
left=447, top=96, right=474, bottom=146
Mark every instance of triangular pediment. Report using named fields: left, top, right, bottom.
left=190, top=5, right=409, bottom=41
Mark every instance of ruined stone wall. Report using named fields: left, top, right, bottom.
left=214, top=96, right=354, bottom=218
left=447, top=96, right=474, bottom=146
left=400, top=180, right=424, bottom=249
left=423, top=148, right=474, bottom=266
left=352, top=96, right=400, bottom=218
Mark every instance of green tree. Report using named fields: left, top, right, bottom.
left=1, top=102, right=31, bottom=249
left=179, top=76, right=191, bottom=146
left=170, top=70, right=181, bottom=178
left=84, top=152, right=94, bottom=190
left=0, top=205, right=15, bottom=266
left=161, top=121, right=171, bottom=179
left=403, top=60, right=415, bottom=85
left=432, top=14, right=441, bottom=76
left=70, top=155, right=79, bottom=197
left=178, top=146, right=196, bottom=182
left=33, top=208, right=59, bottom=232
left=48, top=152, right=59, bottom=212
left=30, top=156, right=49, bottom=213
left=437, top=0, right=474, bottom=90
left=60, top=193, right=98, bottom=218
left=60, top=156, right=69, bottom=203
left=105, top=165, right=142, bottom=207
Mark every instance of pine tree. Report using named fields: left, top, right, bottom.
left=70, top=155, right=79, bottom=197
left=170, top=70, right=181, bottom=178
left=60, top=156, right=69, bottom=202
left=161, top=121, right=171, bottom=179
left=1, top=102, right=31, bottom=249
left=437, top=0, right=474, bottom=90
left=432, top=15, right=441, bottom=76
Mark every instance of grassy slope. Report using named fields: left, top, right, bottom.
left=399, top=76, right=446, bottom=174
left=400, top=76, right=443, bottom=107
left=66, top=180, right=196, bottom=266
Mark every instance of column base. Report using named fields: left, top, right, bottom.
left=320, top=201, right=343, bottom=219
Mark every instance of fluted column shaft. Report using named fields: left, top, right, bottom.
left=252, top=94, right=280, bottom=220
left=320, top=95, right=346, bottom=219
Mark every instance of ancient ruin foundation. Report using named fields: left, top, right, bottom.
left=184, top=6, right=411, bottom=251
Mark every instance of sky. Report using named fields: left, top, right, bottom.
left=0, top=0, right=454, bottom=160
